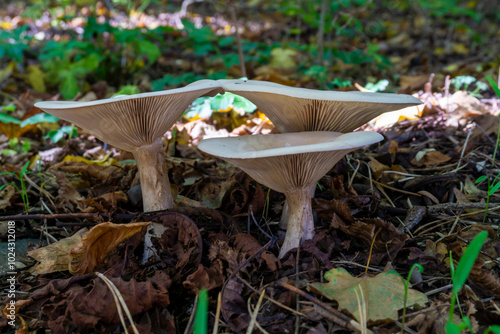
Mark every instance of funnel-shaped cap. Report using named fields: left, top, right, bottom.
left=198, top=131, right=383, bottom=193
left=35, top=80, right=223, bottom=152
left=218, top=79, right=422, bottom=133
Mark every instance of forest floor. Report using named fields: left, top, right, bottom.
left=1, top=2, right=500, bottom=334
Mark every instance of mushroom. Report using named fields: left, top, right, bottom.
left=218, top=79, right=422, bottom=227
left=218, top=79, right=422, bottom=133
left=35, top=80, right=223, bottom=212
left=198, top=131, right=384, bottom=258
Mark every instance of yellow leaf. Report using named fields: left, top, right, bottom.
left=62, top=153, right=121, bottom=167
left=26, top=64, right=46, bottom=93
left=270, top=47, right=297, bottom=69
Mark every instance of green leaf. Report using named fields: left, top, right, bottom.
left=445, top=321, right=461, bottom=334
left=476, top=175, right=488, bottom=183
left=232, top=94, right=257, bottom=113
left=486, top=325, right=500, bottom=334
left=21, top=113, right=59, bottom=127
left=60, top=74, right=80, bottom=100
left=486, top=75, right=500, bottom=98
left=309, top=268, right=428, bottom=321
left=209, top=93, right=234, bottom=111
left=0, top=113, right=21, bottom=124
left=452, top=230, right=488, bottom=294
left=45, top=125, right=77, bottom=143
left=136, top=40, right=161, bottom=64
left=1, top=149, right=17, bottom=155
left=489, top=182, right=500, bottom=195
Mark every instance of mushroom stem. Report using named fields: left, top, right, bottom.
left=279, top=184, right=316, bottom=229
left=132, top=138, right=174, bottom=212
left=279, top=187, right=314, bottom=258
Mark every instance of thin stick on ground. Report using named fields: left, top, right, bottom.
left=276, top=281, right=369, bottom=333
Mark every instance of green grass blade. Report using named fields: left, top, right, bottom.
left=486, top=75, right=500, bottom=98
left=194, top=289, right=208, bottom=334
left=452, top=231, right=488, bottom=295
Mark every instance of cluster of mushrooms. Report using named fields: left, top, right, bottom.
left=35, top=79, right=421, bottom=259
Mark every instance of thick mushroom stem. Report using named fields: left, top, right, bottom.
left=280, top=183, right=316, bottom=229
left=132, top=138, right=174, bottom=212
left=279, top=187, right=314, bottom=258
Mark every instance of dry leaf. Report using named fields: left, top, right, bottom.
left=0, top=184, right=15, bottom=210
left=309, top=268, right=428, bottom=321
left=411, top=149, right=451, bottom=166
left=69, top=221, right=149, bottom=274
left=28, top=228, right=88, bottom=274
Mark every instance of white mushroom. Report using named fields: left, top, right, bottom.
left=218, top=79, right=422, bottom=228
left=35, top=80, right=223, bottom=212
left=198, top=131, right=384, bottom=258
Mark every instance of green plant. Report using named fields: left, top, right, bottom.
left=151, top=71, right=227, bottom=92
left=446, top=230, right=488, bottom=333
left=185, top=92, right=256, bottom=119
left=475, top=170, right=500, bottom=223
left=39, top=40, right=101, bottom=99
left=450, top=76, right=488, bottom=97
left=193, top=289, right=208, bottom=334
left=401, top=263, right=424, bottom=333
left=0, top=25, right=31, bottom=62
left=475, top=76, right=500, bottom=223
left=0, top=161, right=33, bottom=214
left=1, top=138, right=31, bottom=156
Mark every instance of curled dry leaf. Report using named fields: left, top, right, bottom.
left=182, top=263, right=225, bottom=293
left=28, top=228, right=88, bottom=275
left=69, top=222, right=150, bottom=274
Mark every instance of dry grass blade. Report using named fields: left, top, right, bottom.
left=213, top=292, right=222, bottom=334
left=246, top=289, right=268, bottom=334
left=97, top=272, right=139, bottom=334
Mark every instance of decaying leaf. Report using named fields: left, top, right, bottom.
left=28, top=228, right=88, bottom=274
left=62, top=153, right=121, bottom=167
left=309, top=268, right=428, bottom=321
left=69, top=221, right=149, bottom=274
left=411, top=149, right=451, bottom=166
left=0, top=184, right=15, bottom=210
left=31, top=271, right=171, bottom=333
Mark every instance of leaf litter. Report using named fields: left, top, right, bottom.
left=1, top=10, right=500, bottom=332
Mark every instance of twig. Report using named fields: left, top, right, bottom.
left=454, top=122, right=475, bottom=172
left=276, top=281, right=369, bottom=333
left=228, top=0, right=246, bottom=78
left=0, top=212, right=136, bottom=221
left=246, top=289, right=267, bottom=334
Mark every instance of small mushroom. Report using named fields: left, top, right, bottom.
left=218, top=79, right=422, bottom=133
left=35, top=80, right=223, bottom=212
left=198, top=131, right=383, bottom=258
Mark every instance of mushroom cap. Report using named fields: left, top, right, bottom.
left=35, top=80, right=223, bottom=152
left=218, top=79, right=422, bottom=133
left=198, top=131, right=383, bottom=193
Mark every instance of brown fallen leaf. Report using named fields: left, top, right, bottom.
left=33, top=272, right=171, bottom=333
left=28, top=228, right=88, bottom=274
left=69, top=222, right=150, bottom=274
left=411, top=149, right=451, bottom=166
